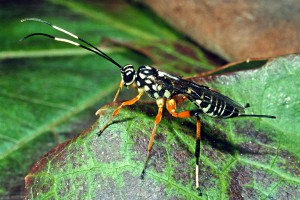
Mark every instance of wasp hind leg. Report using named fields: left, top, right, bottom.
left=195, top=116, right=202, bottom=196
left=166, top=99, right=202, bottom=196
left=141, top=98, right=165, bottom=179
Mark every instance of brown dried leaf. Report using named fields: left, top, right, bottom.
left=143, top=0, right=300, bottom=61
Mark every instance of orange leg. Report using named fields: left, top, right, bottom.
left=96, top=90, right=144, bottom=135
left=141, top=98, right=165, bottom=179
left=166, top=98, right=202, bottom=195
left=113, top=81, right=124, bottom=102
left=166, top=99, right=191, bottom=118
left=113, top=81, right=137, bottom=102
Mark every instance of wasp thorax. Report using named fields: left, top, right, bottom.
left=121, top=64, right=136, bottom=86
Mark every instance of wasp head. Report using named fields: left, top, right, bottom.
left=121, top=64, right=136, bottom=86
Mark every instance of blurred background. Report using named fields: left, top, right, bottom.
left=0, top=0, right=299, bottom=199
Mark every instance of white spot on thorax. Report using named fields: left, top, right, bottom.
left=164, top=90, right=171, bottom=98
left=139, top=73, right=146, bottom=79
left=157, top=85, right=162, bottom=91
left=152, top=84, right=157, bottom=91
left=144, top=85, right=150, bottom=91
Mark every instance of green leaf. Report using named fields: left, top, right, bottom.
left=24, top=55, right=300, bottom=199
left=99, top=38, right=216, bottom=75
left=0, top=1, right=212, bottom=198
left=2, top=1, right=299, bottom=199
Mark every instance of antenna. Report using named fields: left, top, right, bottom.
left=20, top=18, right=123, bottom=69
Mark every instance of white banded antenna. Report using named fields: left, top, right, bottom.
left=20, top=18, right=123, bottom=69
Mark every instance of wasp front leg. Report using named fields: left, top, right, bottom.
left=96, top=90, right=144, bottom=135
left=166, top=98, right=202, bottom=196
left=141, top=98, right=165, bottom=179
left=113, top=80, right=124, bottom=102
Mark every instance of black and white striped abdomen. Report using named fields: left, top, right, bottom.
left=187, top=87, right=245, bottom=118
left=193, top=95, right=240, bottom=118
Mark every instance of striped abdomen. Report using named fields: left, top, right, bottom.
left=192, top=94, right=242, bottom=118
left=185, top=85, right=245, bottom=118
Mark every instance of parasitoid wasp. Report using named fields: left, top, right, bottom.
left=20, top=18, right=276, bottom=196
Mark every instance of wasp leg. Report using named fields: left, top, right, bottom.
left=166, top=99, right=202, bottom=196
left=141, top=98, right=165, bottom=179
left=166, top=99, right=191, bottom=118
left=195, top=116, right=202, bottom=196
left=113, top=81, right=124, bottom=102
left=96, top=90, right=144, bottom=135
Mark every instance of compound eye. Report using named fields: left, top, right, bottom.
left=122, top=65, right=135, bottom=85
left=124, top=71, right=134, bottom=84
